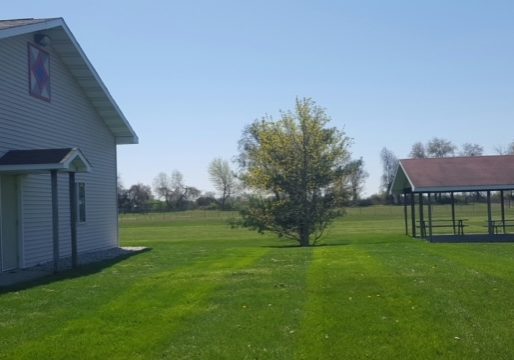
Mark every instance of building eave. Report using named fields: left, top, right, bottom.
left=412, top=185, right=514, bottom=193
left=0, top=18, right=138, bottom=145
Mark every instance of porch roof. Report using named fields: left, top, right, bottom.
left=0, top=148, right=91, bottom=173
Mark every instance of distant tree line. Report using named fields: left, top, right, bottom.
left=118, top=153, right=370, bottom=214
left=119, top=137, right=514, bottom=212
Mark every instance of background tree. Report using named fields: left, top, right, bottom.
left=117, top=176, right=131, bottom=213
left=460, top=143, right=483, bottom=157
left=208, top=158, right=237, bottom=210
left=153, top=172, right=173, bottom=209
left=409, top=142, right=426, bottom=158
left=168, top=170, right=189, bottom=210
left=196, top=192, right=217, bottom=209
left=426, top=137, right=457, bottom=158
left=380, top=147, right=398, bottom=194
left=495, top=141, right=514, bottom=155
left=343, top=158, right=369, bottom=204
left=236, top=98, right=352, bottom=247
left=152, top=170, right=199, bottom=210
left=126, top=183, right=153, bottom=212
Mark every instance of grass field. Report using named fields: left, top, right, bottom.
left=1, top=205, right=514, bottom=359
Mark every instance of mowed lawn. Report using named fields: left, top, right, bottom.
left=1, top=206, right=514, bottom=359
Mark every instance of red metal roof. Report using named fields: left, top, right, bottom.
left=392, top=155, right=514, bottom=193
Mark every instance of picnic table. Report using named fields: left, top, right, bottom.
left=488, top=219, right=514, bottom=234
left=417, top=219, right=468, bottom=237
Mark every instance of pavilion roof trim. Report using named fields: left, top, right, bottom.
left=390, top=155, right=514, bottom=194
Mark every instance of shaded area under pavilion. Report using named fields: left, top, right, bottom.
left=390, top=155, right=514, bottom=243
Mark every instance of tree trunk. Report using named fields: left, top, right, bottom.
left=299, top=227, right=310, bottom=247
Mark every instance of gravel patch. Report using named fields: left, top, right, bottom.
left=36, top=246, right=148, bottom=272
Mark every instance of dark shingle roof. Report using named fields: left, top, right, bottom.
left=0, top=148, right=73, bottom=165
left=391, top=155, right=514, bottom=193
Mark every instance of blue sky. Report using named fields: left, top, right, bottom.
left=5, top=1, right=514, bottom=195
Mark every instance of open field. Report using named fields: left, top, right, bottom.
left=1, top=206, right=514, bottom=359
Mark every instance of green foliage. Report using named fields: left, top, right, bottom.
left=118, top=183, right=153, bottom=213
left=236, top=98, right=352, bottom=246
left=426, top=137, right=457, bottom=158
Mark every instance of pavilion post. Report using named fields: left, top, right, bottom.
left=487, top=190, right=493, bottom=235
left=500, top=190, right=506, bottom=234
left=451, top=192, right=456, bottom=235
left=410, top=192, right=416, bottom=237
left=51, top=170, right=59, bottom=273
left=69, top=172, right=78, bottom=268
left=419, top=193, right=425, bottom=237
left=403, top=192, right=408, bottom=235
left=427, top=193, right=433, bottom=240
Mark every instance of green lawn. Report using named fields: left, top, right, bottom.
left=1, top=206, right=514, bottom=359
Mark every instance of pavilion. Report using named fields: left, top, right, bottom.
left=390, top=155, right=514, bottom=242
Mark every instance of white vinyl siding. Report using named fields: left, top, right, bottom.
left=0, top=34, right=118, bottom=268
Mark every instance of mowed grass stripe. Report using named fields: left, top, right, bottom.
left=364, top=241, right=514, bottom=359
left=416, top=245, right=514, bottom=358
left=4, top=247, right=269, bottom=359
left=295, top=242, right=481, bottom=360
left=158, top=247, right=314, bottom=359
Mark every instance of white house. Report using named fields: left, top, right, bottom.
left=0, top=18, right=138, bottom=272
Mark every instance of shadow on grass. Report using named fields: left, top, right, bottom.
left=0, top=248, right=151, bottom=295
left=262, top=243, right=351, bottom=249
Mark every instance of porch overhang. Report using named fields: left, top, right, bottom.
left=0, top=148, right=91, bottom=174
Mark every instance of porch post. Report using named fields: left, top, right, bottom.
left=419, top=193, right=425, bottom=237
left=410, top=192, right=416, bottom=237
left=69, top=172, right=78, bottom=268
left=403, top=192, right=408, bottom=236
left=487, top=190, right=492, bottom=235
left=451, top=192, right=456, bottom=235
left=427, top=193, right=433, bottom=240
left=51, top=170, right=59, bottom=273
left=500, top=190, right=506, bottom=234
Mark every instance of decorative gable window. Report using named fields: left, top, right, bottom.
left=28, top=43, right=51, bottom=101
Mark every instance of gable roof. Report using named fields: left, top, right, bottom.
left=0, top=148, right=91, bottom=173
left=0, top=18, right=138, bottom=145
left=390, top=155, right=514, bottom=194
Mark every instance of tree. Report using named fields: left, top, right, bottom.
left=495, top=141, right=514, bottom=155
left=208, top=158, right=237, bottom=210
left=126, top=183, right=153, bottom=212
left=409, top=142, right=426, bottom=158
left=426, top=137, right=457, bottom=158
left=343, top=158, right=369, bottom=204
left=153, top=172, right=173, bottom=209
left=152, top=170, right=199, bottom=210
left=380, top=147, right=398, bottom=194
left=117, top=176, right=131, bottom=212
left=236, top=98, right=352, bottom=247
left=460, top=143, right=483, bottom=157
